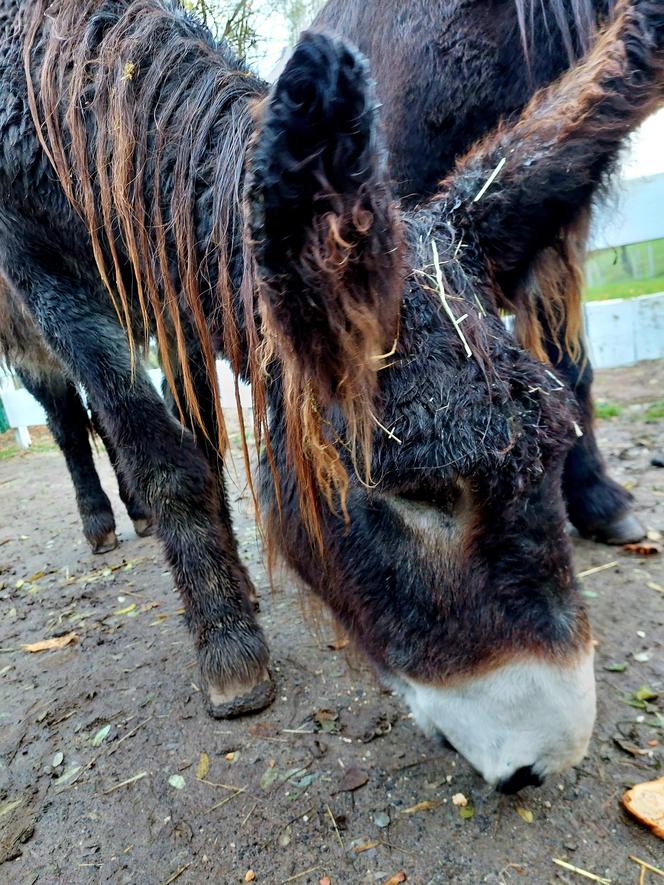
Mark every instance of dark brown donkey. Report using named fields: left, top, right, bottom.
left=0, top=277, right=154, bottom=552
left=313, top=0, right=645, bottom=546
left=0, top=0, right=661, bottom=788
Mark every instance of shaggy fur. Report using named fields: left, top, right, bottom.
left=0, top=0, right=660, bottom=725
left=313, top=0, right=642, bottom=541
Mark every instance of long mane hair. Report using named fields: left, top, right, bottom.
left=22, top=0, right=402, bottom=544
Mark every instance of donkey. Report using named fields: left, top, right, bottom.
left=312, top=0, right=645, bottom=547
left=0, top=277, right=154, bottom=552
left=0, top=0, right=661, bottom=788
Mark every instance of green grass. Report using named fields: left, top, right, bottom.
left=595, top=401, right=623, bottom=419
left=644, top=399, right=664, bottom=421
left=584, top=237, right=664, bottom=302
left=585, top=273, right=664, bottom=302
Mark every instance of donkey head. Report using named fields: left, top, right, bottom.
left=249, top=32, right=595, bottom=790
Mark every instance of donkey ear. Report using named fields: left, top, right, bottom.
left=247, top=31, right=403, bottom=410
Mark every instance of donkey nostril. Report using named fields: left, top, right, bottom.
left=496, top=765, right=544, bottom=794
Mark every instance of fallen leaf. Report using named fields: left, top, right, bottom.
left=459, top=806, right=475, bottom=820
left=635, top=686, right=659, bottom=702
left=353, top=839, right=381, bottom=854
left=244, top=872, right=256, bottom=883
left=168, top=774, right=185, bottom=790
left=337, top=767, right=368, bottom=793
left=614, top=738, right=649, bottom=757
left=196, top=752, right=209, bottom=780
left=314, top=708, right=340, bottom=735
left=52, top=751, right=64, bottom=768
left=401, top=800, right=441, bottom=814
left=622, top=775, right=664, bottom=840
left=383, top=873, right=407, bottom=885
left=516, top=806, right=534, bottom=823
left=373, top=811, right=390, bottom=828
left=113, top=602, right=136, bottom=616
left=623, top=543, right=660, bottom=556
left=604, top=662, right=628, bottom=672
left=260, top=767, right=280, bottom=790
left=0, top=798, right=23, bottom=817
left=23, top=632, right=77, bottom=653
left=647, top=581, right=664, bottom=594
left=327, top=637, right=349, bottom=651
left=452, top=793, right=468, bottom=807
left=248, top=722, right=277, bottom=738
left=92, top=724, right=111, bottom=747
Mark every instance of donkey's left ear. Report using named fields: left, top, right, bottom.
left=247, top=31, right=403, bottom=409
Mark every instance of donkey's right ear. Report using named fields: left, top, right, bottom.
left=247, top=31, right=403, bottom=410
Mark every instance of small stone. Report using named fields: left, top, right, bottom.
left=452, top=793, right=468, bottom=807
left=245, top=872, right=256, bottom=882
left=373, top=812, right=390, bottom=828
left=51, top=751, right=64, bottom=768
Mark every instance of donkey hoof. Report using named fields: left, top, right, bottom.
left=133, top=517, right=156, bottom=538
left=91, top=530, right=119, bottom=554
left=202, top=669, right=276, bottom=719
left=590, top=512, right=646, bottom=546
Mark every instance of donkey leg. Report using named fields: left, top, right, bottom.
left=10, top=275, right=273, bottom=717
left=89, top=408, right=156, bottom=538
left=544, top=335, right=645, bottom=545
left=16, top=367, right=118, bottom=553
left=168, top=359, right=259, bottom=609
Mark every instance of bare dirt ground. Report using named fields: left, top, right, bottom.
left=0, top=361, right=663, bottom=885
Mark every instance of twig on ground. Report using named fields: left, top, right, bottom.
left=163, top=863, right=192, bottom=885
left=281, top=868, right=319, bottom=884
left=103, top=771, right=148, bottom=794
left=552, top=859, right=611, bottom=884
left=629, top=856, right=664, bottom=879
left=576, top=562, right=618, bottom=579
left=326, top=803, right=344, bottom=850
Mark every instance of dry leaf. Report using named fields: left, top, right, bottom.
left=244, top=872, right=256, bottom=883
left=248, top=722, right=277, bottom=738
left=623, top=542, right=660, bottom=556
left=516, top=806, right=534, bottom=823
left=383, top=873, right=407, bottom=885
left=23, top=632, right=77, bottom=653
left=353, top=839, right=381, bottom=853
left=401, top=800, right=441, bottom=814
left=337, top=767, right=368, bottom=793
left=196, top=752, right=209, bottom=780
left=623, top=775, right=664, bottom=839
left=113, top=602, right=136, bottom=615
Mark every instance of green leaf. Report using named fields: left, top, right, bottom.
left=603, top=662, right=628, bottom=672
left=260, top=767, right=279, bottom=790
left=92, top=724, right=111, bottom=747
left=168, top=774, right=185, bottom=790
left=459, top=805, right=475, bottom=820
left=635, top=685, right=659, bottom=702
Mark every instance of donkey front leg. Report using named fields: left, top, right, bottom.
left=14, top=282, right=273, bottom=717
left=167, top=354, right=259, bottom=609
left=16, top=366, right=118, bottom=553
left=543, top=334, right=645, bottom=545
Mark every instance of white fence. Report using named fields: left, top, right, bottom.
left=2, top=291, right=664, bottom=447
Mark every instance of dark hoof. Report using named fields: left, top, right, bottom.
left=91, top=530, right=119, bottom=554
left=651, top=452, right=664, bottom=468
left=202, top=669, right=276, bottom=719
left=587, top=512, right=646, bottom=546
left=133, top=517, right=157, bottom=538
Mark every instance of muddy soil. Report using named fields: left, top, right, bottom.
left=0, top=361, right=662, bottom=885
